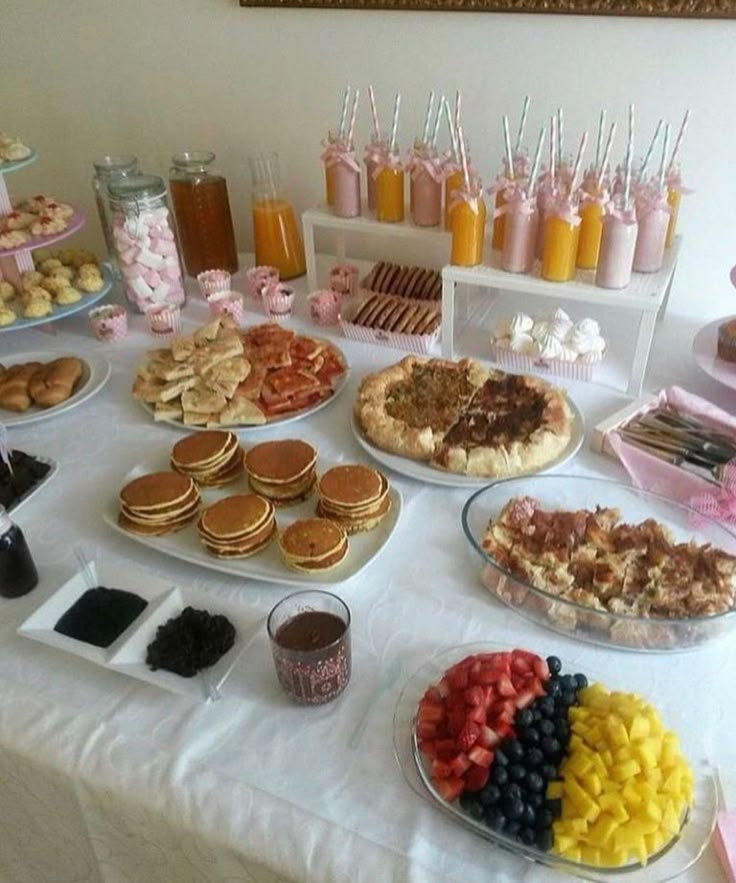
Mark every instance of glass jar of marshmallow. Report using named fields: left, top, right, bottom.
left=108, top=175, right=186, bottom=313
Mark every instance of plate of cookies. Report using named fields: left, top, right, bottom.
left=0, top=251, right=114, bottom=331
left=103, top=432, right=402, bottom=587
left=0, top=196, right=84, bottom=257
left=0, top=351, right=111, bottom=426
left=133, top=318, right=350, bottom=430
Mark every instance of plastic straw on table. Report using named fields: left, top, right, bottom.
left=346, top=89, right=360, bottom=150
left=528, top=126, right=545, bottom=196
left=421, top=91, right=435, bottom=145
left=389, top=93, right=401, bottom=155
left=515, top=95, right=530, bottom=154
left=502, top=115, right=515, bottom=181
left=667, top=108, right=691, bottom=173
left=338, top=86, right=351, bottom=141
left=368, top=85, right=380, bottom=141
left=657, top=123, right=671, bottom=193
left=638, top=119, right=663, bottom=181
left=595, top=109, right=606, bottom=169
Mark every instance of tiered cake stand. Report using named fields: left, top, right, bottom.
left=0, top=148, right=114, bottom=332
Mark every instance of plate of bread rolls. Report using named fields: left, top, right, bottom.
left=0, top=351, right=111, bottom=426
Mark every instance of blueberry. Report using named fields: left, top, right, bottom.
left=505, top=820, right=521, bottom=837
left=541, top=736, right=561, bottom=758
left=520, top=827, right=536, bottom=845
left=545, top=679, right=562, bottom=698
left=560, top=691, right=577, bottom=707
left=467, top=799, right=484, bottom=820
left=546, top=656, right=562, bottom=675
left=460, top=792, right=475, bottom=810
left=537, top=808, right=554, bottom=829
left=492, top=765, right=509, bottom=786
left=540, top=764, right=558, bottom=781
left=536, top=828, right=554, bottom=851
left=509, top=763, right=526, bottom=782
left=494, top=749, right=509, bottom=767
left=520, top=726, right=540, bottom=746
left=560, top=674, right=576, bottom=692
left=546, top=797, right=562, bottom=817
left=574, top=673, right=589, bottom=689
left=526, top=748, right=544, bottom=768
left=479, top=784, right=501, bottom=806
left=539, top=719, right=555, bottom=737
left=528, top=793, right=544, bottom=809
left=538, top=697, right=556, bottom=718
left=506, top=798, right=525, bottom=820
left=554, top=719, right=569, bottom=740
left=526, top=772, right=545, bottom=793
left=531, top=708, right=543, bottom=723
left=485, top=807, right=506, bottom=830
left=517, top=708, right=534, bottom=728
left=506, top=739, right=524, bottom=761
left=506, top=783, right=523, bottom=802
left=522, top=803, right=537, bottom=827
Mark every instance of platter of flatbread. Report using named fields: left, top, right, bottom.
left=132, top=318, right=349, bottom=431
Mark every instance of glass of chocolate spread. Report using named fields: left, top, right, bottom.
left=267, top=590, right=351, bottom=705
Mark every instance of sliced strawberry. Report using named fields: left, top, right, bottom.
left=511, top=655, right=531, bottom=675
left=464, top=686, right=484, bottom=707
left=437, top=677, right=451, bottom=699
left=418, top=739, right=437, bottom=757
left=449, top=753, right=472, bottom=777
left=416, top=720, right=437, bottom=739
left=494, top=720, right=513, bottom=740
left=482, top=686, right=496, bottom=707
left=477, top=725, right=501, bottom=749
left=497, top=674, right=516, bottom=698
left=448, top=667, right=469, bottom=691
left=456, top=721, right=481, bottom=751
left=417, top=702, right=445, bottom=723
left=531, top=677, right=547, bottom=698
left=475, top=666, right=501, bottom=685
left=488, top=652, right=512, bottom=673
left=497, top=700, right=517, bottom=723
left=434, top=738, right=458, bottom=759
left=465, top=763, right=491, bottom=792
left=435, top=777, right=465, bottom=803
left=466, top=704, right=486, bottom=725
left=533, top=657, right=550, bottom=681
left=446, top=689, right=466, bottom=711
left=447, top=709, right=466, bottom=736
left=423, top=685, right=443, bottom=703
left=431, top=758, right=453, bottom=780
left=468, top=745, right=494, bottom=768
left=515, top=688, right=536, bottom=710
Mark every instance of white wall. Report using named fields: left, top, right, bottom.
left=2, top=0, right=735, bottom=319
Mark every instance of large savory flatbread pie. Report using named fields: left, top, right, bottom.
left=354, top=356, right=573, bottom=477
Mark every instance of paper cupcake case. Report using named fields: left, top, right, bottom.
left=489, top=344, right=602, bottom=383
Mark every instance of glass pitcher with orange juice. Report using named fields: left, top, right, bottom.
left=450, top=181, right=486, bottom=267
left=249, top=153, right=306, bottom=280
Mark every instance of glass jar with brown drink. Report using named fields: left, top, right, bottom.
left=169, top=151, right=238, bottom=276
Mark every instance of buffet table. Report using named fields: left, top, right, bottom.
left=1, top=255, right=734, bottom=883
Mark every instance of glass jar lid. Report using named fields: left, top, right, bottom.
left=171, top=150, right=215, bottom=170
left=93, top=154, right=138, bottom=175
left=108, top=174, right=167, bottom=209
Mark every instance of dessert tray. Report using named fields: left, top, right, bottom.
left=104, top=454, right=402, bottom=587
left=18, top=559, right=256, bottom=700
left=0, top=208, right=85, bottom=258
left=462, top=474, right=736, bottom=651
left=0, top=150, right=38, bottom=175
left=0, top=262, right=115, bottom=333
left=392, top=642, right=717, bottom=882
left=692, top=317, right=736, bottom=392
left=4, top=453, right=58, bottom=516
left=351, top=396, right=584, bottom=489
left=0, top=351, right=111, bottom=427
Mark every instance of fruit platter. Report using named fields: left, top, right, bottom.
left=393, top=643, right=717, bottom=881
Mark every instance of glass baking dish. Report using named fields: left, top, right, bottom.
left=461, top=475, right=736, bottom=652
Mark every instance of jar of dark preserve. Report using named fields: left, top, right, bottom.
left=0, top=506, right=38, bottom=598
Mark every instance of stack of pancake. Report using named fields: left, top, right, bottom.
left=170, top=430, right=244, bottom=487
left=197, top=493, right=276, bottom=558
left=244, top=439, right=317, bottom=505
left=278, top=517, right=348, bottom=573
left=316, top=465, right=391, bottom=533
left=118, top=472, right=201, bottom=535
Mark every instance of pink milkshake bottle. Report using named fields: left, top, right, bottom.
left=331, top=89, right=362, bottom=219
left=632, top=123, right=672, bottom=273
left=501, top=125, right=545, bottom=274
left=596, top=197, right=638, bottom=289
left=364, top=86, right=386, bottom=214
left=410, top=145, right=443, bottom=227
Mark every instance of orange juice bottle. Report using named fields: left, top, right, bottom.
left=375, top=157, right=405, bottom=223
left=576, top=197, right=604, bottom=269
left=444, top=164, right=464, bottom=230
left=665, top=184, right=681, bottom=248
left=250, top=153, right=306, bottom=280
left=541, top=209, right=580, bottom=282
left=450, top=190, right=486, bottom=266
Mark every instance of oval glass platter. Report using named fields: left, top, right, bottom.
left=393, top=642, right=717, bottom=883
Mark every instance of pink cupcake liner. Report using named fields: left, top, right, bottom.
left=246, top=265, right=280, bottom=300
left=209, top=291, right=244, bottom=325
left=329, top=264, right=359, bottom=297
left=145, top=304, right=181, bottom=340
left=89, top=305, right=128, bottom=342
left=197, top=269, right=231, bottom=299
left=263, top=281, right=295, bottom=322
left=309, top=289, right=341, bottom=326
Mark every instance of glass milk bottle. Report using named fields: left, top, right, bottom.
left=541, top=199, right=581, bottom=282
left=169, top=151, right=238, bottom=276
left=501, top=192, right=538, bottom=274
left=633, top=188, right=670, bottom=273
left=596, top=202, right=638, bottom=289
left=374, top=153, right=405, bottom=223
left=450, top=184, right=486, bottom=267
left=330, top=147, right=361, bottom=219
left=409, top=148, right=443, bottom=228
left=249, top=153, right=306, bottom=280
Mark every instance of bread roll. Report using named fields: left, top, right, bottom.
left=0, top=362, right=44, bottom=412
left=29, top=357, right=83, bottom=408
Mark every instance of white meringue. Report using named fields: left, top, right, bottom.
left=575, top=317, right=600, bottom=337
left=580, top=349, right=604, bottom=364
left=531, top=319, right=549, bottom=341
left=558, top=345, right=579, bottom=362
left=509, top=312, right=533, bottom=335
left=493, top=317, right=512, bottom=339
left=535, top=332, right=564, bottom=360
left=509, top=331, right=535, bottom=354
left=553, top=307, right=571, bottom=325
left=569, top=325, right=600, bottom=354
left=549, top=317, right=574, bottom=341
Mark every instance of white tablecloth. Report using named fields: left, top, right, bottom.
left=1, top=257, right=733, bottom=883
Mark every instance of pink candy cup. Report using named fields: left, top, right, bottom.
left=89, top=305, right=128, bottom=342
left=246, top=266, right=279, bottom=300
left=208, top=291, right=244, bottom=325
left=145, top=304, right=181, bottom=340
left=263, top=281, right=295, bottom=322
left=197, top=269, right=231, bottom=299
left=329, top=264, right=359, bottom=297
left=309, top=289, right=341, bottom=326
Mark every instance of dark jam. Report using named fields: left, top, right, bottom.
left=0, top=521, right=38, bottom=598
left=0, top=451, right=51, bottom=511
left=54, top=586, right=147, bottom=647
left=275, top=610, right=346, bottom=653
left=145, top=606, right=236, bottom=677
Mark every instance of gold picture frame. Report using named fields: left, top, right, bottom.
left=240, top=0, right=736, bottom=17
